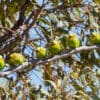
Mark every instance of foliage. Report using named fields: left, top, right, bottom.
left=0, top=0, right=100, bottom=99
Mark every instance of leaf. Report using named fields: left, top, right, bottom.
left=41, top=88, right=51, bottom=97
left=37, top=98, right=46, bottom=100
left=57, top=20, right=69, bottom=28
left=44, top=80, right=58, bottom=92
left=0, top=78, right=9, bottom=93
left=79, top=74, right=87, bottom=86
left=48, top=13, right=58, bottom=24
left=89, top=15, right=99, bottom=28
left=78, top=90, right=90, bottom=100
left=62, top=75, right=69, bottom=88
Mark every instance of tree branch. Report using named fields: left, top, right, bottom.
left=0, top=0, right=29, bottom=49
left=0, top=45, right=100, bottom=77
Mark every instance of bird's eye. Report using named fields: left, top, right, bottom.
left=92, top=35, right=95, bottom=37
left=69, top=36, right=72, bottom=39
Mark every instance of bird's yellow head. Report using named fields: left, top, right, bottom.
left=0, top=55, right=3, bottom=59
left=91, top=32, right=98, bottom=38
left=36, top=47, right=46, bottom=52
left=68, top=33, right=77, bottom=39
left=52, top=40, right=59, bottom=45
left=10, top=53, right=17, bottom=58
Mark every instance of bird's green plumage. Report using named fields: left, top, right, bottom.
left=0, top=55, right=5, bottom=70
left=90, top=32, right=100, bottom=44
left=9, top=53, right=25, bottom=66
left=48, top=40, right=61, bottom=55
left=67, top=33, right=80, bottom=48
left=36, top=47, right=46, bottom=59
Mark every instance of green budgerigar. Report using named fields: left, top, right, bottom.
left=48, top=40, right=61, bottom=55
left=67, top=33, right=80, bottom=48
left=9, top=53, right=25, bottom=66
left=36, top=47, right=46, bottom=59
left=90, top=32, right=100, bottom=44
left=0, top=55, right=5, bottom=70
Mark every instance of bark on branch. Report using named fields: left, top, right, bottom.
left=0, top=45, right=100, bottom=77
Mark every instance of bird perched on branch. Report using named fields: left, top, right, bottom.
left=67, top=33, right=80, bottom=48
left=9, top=53, right=25, bottom=66
left=48, top=40, right=61, bottom=55
left=36, top=47, right=46, bottom=59
left=0, top=55, right=5, bottom=70
left=90, top=32, right=100, bottom=44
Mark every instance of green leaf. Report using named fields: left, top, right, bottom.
left=0, top=78, right=10, bottom=95
left=41, top=88, right=51, bottom=97
left=44, top=80, right=59, bottom=92
left=89, top=15, right=99, bottom=28
left=48, top=13, right=58, bottom=24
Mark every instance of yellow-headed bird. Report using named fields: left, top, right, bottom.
left=48, top=40, right=61, bottom=55
left=36, top=47, right=46, bottom=59
left=90, top=32, right=100, bottom=44
left=0, top=55, right=5, bottom=70
left=67, top=33, right=80, bottom=48
left=96, top=69, right=100, bottom=76
left=9, top=53, right=25, bottom=66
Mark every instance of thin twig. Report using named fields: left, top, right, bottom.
left=0, top=45, right=100, bottom=77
